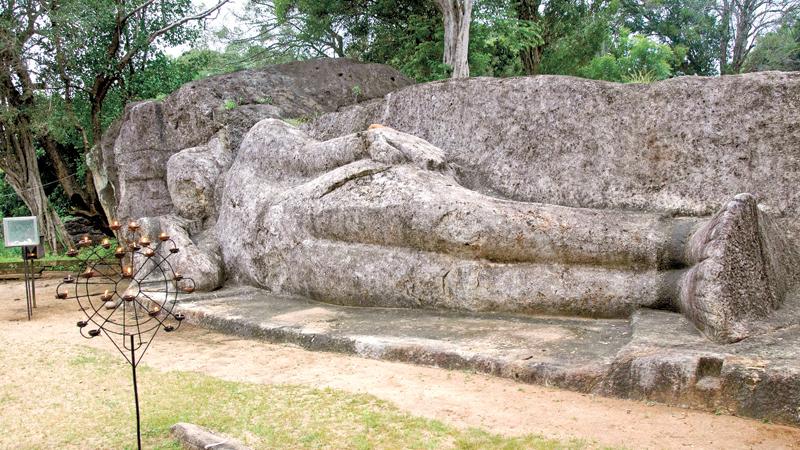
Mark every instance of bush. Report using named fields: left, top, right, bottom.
left=580, top=28, right=676, bottom=83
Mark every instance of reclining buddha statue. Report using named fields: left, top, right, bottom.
left=197, top=120, right=800, bottom=344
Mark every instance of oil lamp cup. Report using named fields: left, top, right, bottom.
left=66, top=248, right=79, bottom=257
left=140, top=236, right=151, bottom=247
left=128, top=221, right=140, bottom=232
left=56, top=291, right=68, bottom=299
left=101, top=238, right=111, bottom=249
left=148, top=305, right=162, bottom=317
left=62, top=275, right=75, bottom=283
left=80, top=269, right=99, bottom=279
left=122, top=267, right=133, bottom=279
left=173, top=273, right=183, bottom=281
left=122, top=294, right=136, bottom=302
left=158, top=232, right=170, bottom=242
left=110, top=220, right=121, bottom=231
left=100, top=290, right=113, bottom=302
left=114, top=247, right=126, bottom=258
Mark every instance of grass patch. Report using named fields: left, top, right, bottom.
left=284, top=117, right=309, bottom=127
left=0, top=338, right=591, bottom=449
left=0, top=240, right=117, bottom=271
left=223, top=98, right=237, bottom=110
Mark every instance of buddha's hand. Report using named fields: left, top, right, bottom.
left=365, top=126, right=448, bottom=172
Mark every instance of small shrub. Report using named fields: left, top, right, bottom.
left=223, top=99, right=237, bottom=110
left=624, top=69, right=658, bottom=84
left=351, top=84, right=363, bottom=101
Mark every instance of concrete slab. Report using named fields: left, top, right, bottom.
left=173, top=286, right=800, bottom=427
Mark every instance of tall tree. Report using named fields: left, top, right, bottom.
left=622, top=0, right=720, bottom=75
left=1, top=0, right=70, bottom=250
left=512, top=0, right=613, bottom=76
left=716, top=0, right=799, bottom=73
left=46, top=0, right=229, bottom=218
left=434, top=0, right=474, bottom=77
left=741, top=11, right=800, bottom=70
left=1, top=0, right=229, bottom=250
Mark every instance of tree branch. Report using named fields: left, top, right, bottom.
left=115, top=0, right=230, bottom=73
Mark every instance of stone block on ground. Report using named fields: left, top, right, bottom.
left=170, top=422, right=252, bottom=450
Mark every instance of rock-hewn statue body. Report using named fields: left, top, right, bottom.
left=213, top=120, right=798, bottom=343
left=95, top=61, right=800, bottom=346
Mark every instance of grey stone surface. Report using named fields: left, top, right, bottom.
left=305, top=72, right=800, bottom=248
left=175, top=285, right=800, bottom=426
left=216, top=122, right=798, bottom=342
left=132, top=215, right=224, bottom=292
left=171, top=422, right=252, bottom=450
left=89, top=59, right=410, bottom=289
left=99, top=66, right=800, bottom=424
left=167, top=131, right=233, bottom=223
left=680, top=193, right=800, bottom=342
left=90, top=58, right=412, bottom=222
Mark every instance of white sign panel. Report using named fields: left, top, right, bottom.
left=3, top=216, right=40, bottom=247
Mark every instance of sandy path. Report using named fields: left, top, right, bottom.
left=2, top=276, right=799, bottom=449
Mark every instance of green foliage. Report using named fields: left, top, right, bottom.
left=580, top=28, right=677, bottom=82
left=351, top=84, right=363, bottom=101
left=743, top=14, right=800, bottom=72
left=528, top=0, right=617, bottom=76
left=468, top=2, right=543, bottom=77
left=0, top=175, right=30, bottom=218
left=621, top=0, right=720, bottom=75
left=223, top=99, right=238, bottom=110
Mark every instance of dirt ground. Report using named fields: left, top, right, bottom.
left=2, top=275, right=799, bottom=449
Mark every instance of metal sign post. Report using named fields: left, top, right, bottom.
left=3, top=217, right=41, bottom=320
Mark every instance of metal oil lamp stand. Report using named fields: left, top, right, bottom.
left=55, top=221, right=196, bottom=450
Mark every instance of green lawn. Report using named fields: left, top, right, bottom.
left=0, top=240, right=117, bottom=272
left=0, top=337, right=593, bottom=449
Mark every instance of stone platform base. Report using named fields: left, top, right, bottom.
left=173, top=286, right=800, bottom=426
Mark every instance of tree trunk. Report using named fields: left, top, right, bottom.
left=729, top=4, right=753, bottom=73
left=718, top=0, right=733, bottom=74
left=434, top=0, right=473, bottom=78
left=517, top=0, right=542, bottom=75
left=1, top=121, right=70, bottom=253
left=41, top=137, right=97, bottom=217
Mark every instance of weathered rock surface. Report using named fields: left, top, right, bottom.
left=680, top=193, right=800, bottom=342
left=89, top=58, right=412, bottom=222
left=306, top=72, right=800, bottom=248
left=174, top=285, right=800, bottom=426
left=99, top=66, right=800, bottom=423
left=216, top=121, right=798, bottom=342
left=132, top=215, right=224, bottom=292
left=170, top=422, right=252, bottom=450
left=90, top=59, right=411, bottom=291
left=167, top=132, right=233, bottom=223
left=63, top=217, right=108, bottom=245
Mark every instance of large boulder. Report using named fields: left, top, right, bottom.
left=89, top=58, right=412, bottom=222
left=215, top=120, right=799, bottom=343
left=89, top=59, right=411, bottom=290
left=305, top=72, right=800, bottom=248
left=94, top=63, right=800, bottom=343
